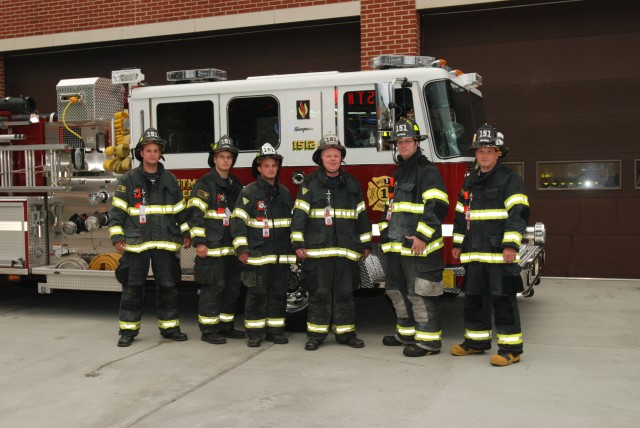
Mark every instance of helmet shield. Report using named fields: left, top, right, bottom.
left=312, top=133, right=346, bottom=165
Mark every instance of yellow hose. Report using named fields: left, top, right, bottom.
left=88, top=253, right=122, bottom=271
left=61, top=97, right=83, bottom=141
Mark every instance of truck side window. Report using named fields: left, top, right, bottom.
left=343, top=90, right=377, bottom=148
left=228, top=96, right=280, bottom=152
left=156, top=100, right=214, bottom=154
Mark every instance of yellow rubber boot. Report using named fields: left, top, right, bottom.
left=451, top=343, right=485, bottom=356
left=490, top=352, right=521, bottom=366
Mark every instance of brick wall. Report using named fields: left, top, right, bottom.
left=360, top=0, right=420, bottom=70
left=0, top=0, right=353, bottom=39
left=0, top=55, right=4, bottom=97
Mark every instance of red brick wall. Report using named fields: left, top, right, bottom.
left=360, top=0, right=420, bottom=70
left=0, top=0, right=354, bottom=39
left=0, top=55, right=4, bottom=97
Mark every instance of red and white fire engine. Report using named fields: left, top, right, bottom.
left=0, top=54, right=545, bottom=315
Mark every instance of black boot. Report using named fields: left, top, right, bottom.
left=117, top=335, right=134, bottom=347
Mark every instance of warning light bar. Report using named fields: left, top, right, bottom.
left=166, top=68, right=227, bottom=83
left=371, top=55, right=436, bottom=69
left=111, top=68, right=145, bottom=85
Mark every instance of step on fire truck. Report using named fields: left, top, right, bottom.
left=0, top=54, right=546, bottom=315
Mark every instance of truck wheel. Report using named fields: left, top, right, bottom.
left=285, top=264, right=308, bottom=332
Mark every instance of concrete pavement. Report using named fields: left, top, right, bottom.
left=1, top=278, right=639, bottom=427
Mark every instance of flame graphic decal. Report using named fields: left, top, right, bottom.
left=298, top=101, right=309, bottom=119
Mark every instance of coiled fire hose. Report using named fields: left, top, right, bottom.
left=88, top=253, right=122, bottom=271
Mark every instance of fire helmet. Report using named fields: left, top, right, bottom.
left=394, top=117, right=427, bottom=141
left=134, top=127, right=166, bottom=161
left=471, top=124, right=508, bottom=158
left=251, top=142, right=283, bottom=178
left=208, top=135, right=238, bottom=168
left=312, top=133, right=346, bottom=166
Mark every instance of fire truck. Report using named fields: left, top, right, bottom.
left=0, top=54, right=545, bottom=316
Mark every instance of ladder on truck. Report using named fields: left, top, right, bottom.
left=0, top=140, right=72, bottom=192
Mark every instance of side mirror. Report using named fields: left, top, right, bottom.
left=375, top=82, right=395, bottom=152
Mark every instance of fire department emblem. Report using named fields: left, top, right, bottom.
left=297, top=100, right=310, bottom=120
left=367, top=175, right=392, bottom=212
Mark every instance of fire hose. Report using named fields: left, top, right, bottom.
left=88, top=253, right=121, bottom=271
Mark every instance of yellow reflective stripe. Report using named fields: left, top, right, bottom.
left=381, top=238, right=443, bottom=256
left=190, top=227, right=206, bottom=238
left=379, top=221, right=388, bottom=231
left=245, top=319, right=266, bottom=329
left=220, top=313, right=234, bottom=322
left=278, top=255, right=297, bottom=264
left=397, top=325, right=415, bottom=336
left=173, top=200, right=186, bottom=213
left=180, top=222, right=189, bottom=233
left=453, top=233, right=465, bottom=244
left=422, top=188, right=449, bottom=205
left=392, top=201, right=424, bottom=214
left=119, top=321, right=140, bottom=330
left=198, top=315, right=220, bottom=325
left=360, top=232, right=372, bottom=243
left=307, top=322, right=329, bottom=333
left=294, top=199, right=310, bottom=213
left=460, top=252, right=520, bottom=264
left=308, top=208, right=357, bottom=219
left=204, top=211, right=228, bottom=219
left=233, top=237, right=248, bottom=249
left=291, top=231, right=304, bottom=242
left=415, top=330, right=442, bottom=341
left=245, top=254, right=296, bottom=266
left=455, top=201, right=465, bottom=213
left=497, top=333, right=523, bottom=345
left=109, top=226, right=124, bottom=237
left=333, top=324, right=355, bottom=333
left=127, top=204, right=182, bottom=215
left=416, top=221, right=435, bottom=238
left=112, top=197, right=128, bottom=210
left=245, top=218, right=291, bottom=228
left=502, top=231, right=522, bottom=246
left=187, top=197, right=208, bottom=211
left=356, top=201, right=366, bottom=214
left=206, top=247, right=235, bottom=257
left=158, top=319, right=180, bottom=329
left=232, top=208, right=249, bottom=222
left=304, top=247, right=362, bottom=261
left=465, top=329, right=492, bottom=341
left=469, top=209, right=508, bottom=220
left=267, top=318, right=285, bottom=327
left=124, top=241, right=181, bottom=253
left=505, top=193, right=529, bottom=210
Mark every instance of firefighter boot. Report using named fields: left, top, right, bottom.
left=382, top=335, right=414, bottom=346
left=337, top=336, right=365, bottom=348
left=117, top=335, right=134, bottom=347
left=219, top=323, right=246, bottom=339
left=201, top=333, right=227, bottom=345
left=403, top=345, right=440, bottom=357
left=162, top=331, right=188, bottom=341
left=451, top=343, right=485, bottom=356
left=266, top=334, right=289, bottom=344
left=490, top=352, right=521, bottom=366
left=305, top=339, right=321, bottom=351
left=247, top=337, right=262, bottom=348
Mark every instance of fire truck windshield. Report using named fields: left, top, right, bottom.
left=424, top=80, right=486, bottom=159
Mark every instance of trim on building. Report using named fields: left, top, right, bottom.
left=0, top=1, right=361, bottom=52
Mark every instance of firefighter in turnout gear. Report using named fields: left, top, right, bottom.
left=291, top=133, right=372, bottom=351
left=110, top=128, right=191, bottom=347
left=378, top=118, right=449, bottom=357
left=187, top=135, right=245, bottom=344
left=451, top=124, right=529, bottom=366
left=230, top=143, right=295, bottom=347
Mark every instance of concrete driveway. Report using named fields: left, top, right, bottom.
left=1, top=277, right=638, bottom=427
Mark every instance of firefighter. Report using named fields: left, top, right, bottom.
left=378, top=118, right=449, bottom=357
left=451, top=124, right=529, bottom=366
left=110, top=127, right=191, bottom=347
left=291, top=133, right=372, bottom=351
left=187, top=135, right=245, bottom=344
left=230, top=143, right=295, bottom=347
